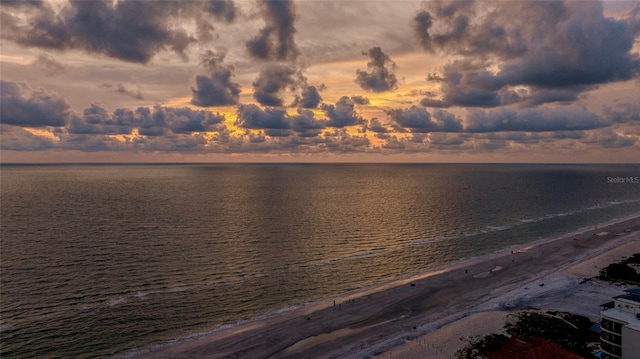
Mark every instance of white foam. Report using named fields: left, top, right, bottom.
left=106, top=296, right=127, bottom=307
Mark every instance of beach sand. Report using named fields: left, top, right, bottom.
left=128, top=215, right=640, bottom=359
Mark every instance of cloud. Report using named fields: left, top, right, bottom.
left=291, top=85, right=322, bottom=108
left=414, top=0, right=476, bottom=54
left=246, top=0, right=299, bottom=61
left=0, top=1, right=239, bottom=63
left=290, top=108, right=325, bottom=136
left=355, top=47, right=398, bottom=92
left=152, top=106, right=225, bottom=134
left=322, top=96, right=363, bottom=127
left=31, top=53, right=65, bottom=75
left=603, top=101, right=640, bottom=123
left=366, top=118, right=389, bottom=133
left=235, top=104, right=291, bottom=130
left=464, top=107, right=609, bottom=132
left=350, top=95, right=370, bottom=105
left=67, top=104, right=225, bottom=136
left=387, top=106, right=462, bottom=132
left=415, top=1, right=640, bottom=107
left=0, top=125, right=55, bottom=150
left=204, top=0, right=236, bottom=23
left=428, top=132, right=467, bottom=146
left=252, top=63, right=297, bottom=107
left=1, top=80, right=71, bottom=127
left=68, top=104, right=132, bottom=135
left=235, top=105, right=325, bottom=137
left=581, top=129, right=637, bottom=148
left=0, top=0, right=44, bottom=8
left=385, top=104, right=609, bottom=134
left=191, top=50, right=242, bottom=107
left=99, top=83, right=144, bottom=100
left=195, top=1, right=236, bottom=43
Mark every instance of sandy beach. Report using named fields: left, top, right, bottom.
left=129, top=215, right=640, bottom=359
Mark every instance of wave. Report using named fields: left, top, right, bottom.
left=0, top=321, right=12, bottom=333
left=341, top=249, right=387, bottom=262
left=106, top=296, right=127, bottom=307
left=411, top=235, right=457, bottom=246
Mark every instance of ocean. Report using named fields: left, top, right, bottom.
left=1, top=163, right=639, bottom=358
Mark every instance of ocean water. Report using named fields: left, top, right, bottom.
left=1, top=163, right=639, bottom=358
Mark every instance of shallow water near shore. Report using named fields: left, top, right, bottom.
left=1, top=163, right=639, bottom=358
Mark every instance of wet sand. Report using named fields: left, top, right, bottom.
left=129, top=215, right=640, bottom=359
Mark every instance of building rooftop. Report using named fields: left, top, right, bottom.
left=613, top=293, right=640, bottom=304
left=601, top=308, right=640, bottom=331
left=624, top=288, right=640, bottom=296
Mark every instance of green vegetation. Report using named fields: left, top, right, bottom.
left=599, top=253, right=640, bottom=284
left=504, top=311, right=592, bottom=357
left=455, top=311, right=593, bottom=359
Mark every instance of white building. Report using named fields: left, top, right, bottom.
left=600, top=288, right=640, bottom=359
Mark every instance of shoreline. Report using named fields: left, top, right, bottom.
left=373, top=228, right=640, bottom=358
left=125, top=213, right=640, bottom=359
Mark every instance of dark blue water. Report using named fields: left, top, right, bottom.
left=1, top=164, right=639, bottom=358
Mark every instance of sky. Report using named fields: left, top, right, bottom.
left=1, top=0, right=639, bottom=163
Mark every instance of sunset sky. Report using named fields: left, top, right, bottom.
left=1, top=0, right=639, bottom=162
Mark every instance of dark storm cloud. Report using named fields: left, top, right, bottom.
left=252, top=63, right=297, bottom=107
left=235, top=105, right=325, bottom=135
left=191, top=50, right=242, bottom=107
left=387, top=106, right=462, bottom=132
left=464, top=107, right=609, bottom=133
left=195, top=0, right=235, bottom=43
left=31, top=53, right=65, bottom=75
left=290, top=85, right=322, bottom=108
left=235, top=104, right=291, bottom=129
left=99, top=83, right=144, bottom=100
left=246, top=0, right=298, bottom=61
left=415, top=1, right=640, bottom=107
left=414, top=0, right=476, bottom=54
left=0, top=80, right=71, bottom=127
left=150, top=106, right=225, bottom=134
left=68, top=104, right=225, bottom=136
left=204, top=0, right=236, bottom=22
left=0, top=1, right=238, bottom=63
left=355, top=47, right=398, bottom=92
left=68, top=104, right=131, bottom=135
left=386, top=103, right=609, bottom=134
left=290, top=108, right=325, bottom=133
left=321, top=96, right=363, bottom=128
